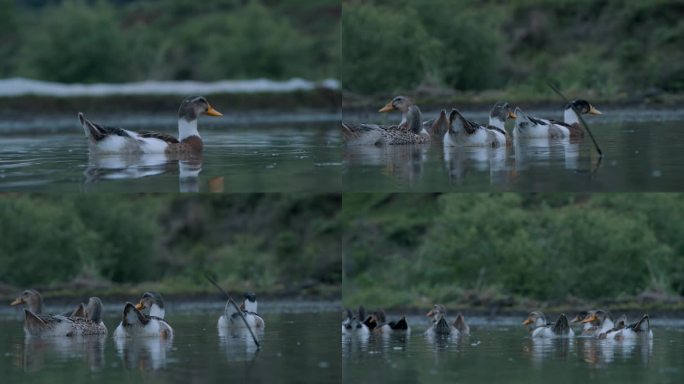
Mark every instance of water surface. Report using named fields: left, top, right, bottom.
left=343, top=115, right=684, bottom=191
left=343, top=317, right=684, bottom=383
left=0, top=122, right=340, bottom=192
left=1, top=310, right=339, bottom=383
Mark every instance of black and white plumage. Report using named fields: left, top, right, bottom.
left=342, top=306, right=370, bottom=336
left=513, top=99, right=601, bottom=139
left=523, top=311, right=574, bottom=338
left=217, top=292, right=265, bottom=330
left=79, top=96, right=222, bottom=154
left=113, top=292, right=173, bottom=339
left=425, top=304, right=469, bottom=337
left=443, top=109, right=501, bottom=147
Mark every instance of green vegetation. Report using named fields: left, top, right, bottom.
left=0, top=194, right=340, bottom=298
left=343, top=194, right=684, bottom=310
left=342, top=0, right=684, bottom=102
left=0, top=0, right=339, bottom=83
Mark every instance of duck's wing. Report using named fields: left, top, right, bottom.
left=25, top=310, right=72, bottom=334
left=426, top=110, right=450, bottom=138
left=630, top=314, right=650, bottom=333
left=121, top=302, right=149, bottom=327
left=435, top=317, right=452, bottom=335
left=79, top=113, right=133, bottom=142
left=449, top=109, right=484, bottom=135
left=341, top=123, right=390, bottom=145
left=552, top=314, right=570, bottom=335
left=452, top=313, right=470, bottom=334
left=137, top=131, right=180, bottom=144
left=549, top=119, right=572, bottom=129
left=527, top=116, right=550, bottom=126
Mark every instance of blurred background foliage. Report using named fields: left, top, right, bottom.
left=342, top=0, right=684, bottom=99
left=0, top=194, right=340, bottom=297
left=343, top=193, right=684, bottom=309
left=0, top=0, right=339, bottom=83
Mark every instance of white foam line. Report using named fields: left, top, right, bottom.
left=0, top=77, right=340, bottom=97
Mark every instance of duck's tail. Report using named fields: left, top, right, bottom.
left=448, top=109, right=479, bottom=135
left=453, top=313, right=470, bottom=335
left=79, top=112, right=130, bottom=143
left=553, top=313, right=571, bottom=335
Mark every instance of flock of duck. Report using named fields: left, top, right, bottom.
left=341, top=96, right=602, bottom=147
left=9, top=289, right=264, bottom=338
left=343, top=305, right=653, bottom=341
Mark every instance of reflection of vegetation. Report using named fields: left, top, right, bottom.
left=0, top=194, right=340, bottom=297
left=343, top=194, right=684, bottom=309
left=0, top=0, right=339, bottom=83
left=342, top=0, right=684, bottom=99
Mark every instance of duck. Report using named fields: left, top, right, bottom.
left=443, top=109, right=507, bottom=148
left=113, top=291, right=173, bottom=339
left=370, top=310, right=410, bottom=334
left=522, top=311, right=574, bottom=338
left=10, top=289, right=106, bottom=337
left=610, top=314, right=653, bottom=340
left=513, top=99, right=602, bottom=139
left=341, top=96, right=431, bottom=145
left=425, top=304, right=469, bottom=336
left=570, top=310, right=598, bottom=336
left=79, top=96, right=223, bottom=155
left=579, top=309, right=615, bottom=339
left=341, top=306, right=370, bottom=336
left=487, top=102, right=517, bottom=147
left=217, top=292, right=265, bottom=330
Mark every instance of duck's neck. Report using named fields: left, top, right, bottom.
left=564, top=108, right=580, bottom=125
left=28, top=298, right=42, bottom=314
left=401, top=105, right=423, bottom=134
left=149, top=304, right=165, bottom=319
left=178, top=119, right=200, bottom=141
left=600, top=318, right=614, bottom=333
left=489, top=117, right=505, bottom=130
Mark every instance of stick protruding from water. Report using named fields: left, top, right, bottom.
left=548, top=81, right=603, bottom=158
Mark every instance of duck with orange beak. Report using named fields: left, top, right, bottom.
left=513, top=99, right=602, bottom=139
left=341, top=96, right=434, bottom=145
left=113, top=291, right=173, bottom=339
left=522, top=311, right=574, bottom=338
left=79, top=96, right=223, bottom=154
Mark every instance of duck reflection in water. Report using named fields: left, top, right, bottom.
left=114, top=336, right=172, bottom=371
left=218, top=327, right=261, bottom=363
left=18, top=334, right=105, bottom=373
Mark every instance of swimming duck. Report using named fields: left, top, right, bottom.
left=513, top=99, right=601, bottom=139
left=443, top=109, right=504, bottom=148
left=522, top=311, right=574, bottom=338
left=570, top=311, right=598, bottom=336
left=425, top=304, right=469, bottom=336
left=487, top=102, right=517, bottom=147
left=10, top=289, right=106, bottom=337
left=217, top=292, right=265, bottom=330
left=341, top=307, right=370, bottom=336
left=341, top=96, right=431, bottom=145
left=79, top=96, right=222, bottom=154
left=610, top=314, right=653, bottom=340
left=113, top=291, right=173, bottom=339
left=579, top=309, right=615, bottom=339
left=370, top=311, right=410, bottom=334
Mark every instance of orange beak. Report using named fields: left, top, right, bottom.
left=426, top=310, right=434, bottom=317
left=522, top=318, right=533, bottom=326
left=10, top=298, right=22, bottom=306
left=580, top=313, right=598, bottom=324
left=378, top=102, right=395, bottom=113
left=135, top=301, right=145, bottom=310
left=206, top=105, right=223, bottom=117
left=508, top=111, right=517, bottom=119
left=588, top=106, right=602, bottom=115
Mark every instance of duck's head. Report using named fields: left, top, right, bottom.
left=178, top=96, right=223, bottom=122
left=580, top=309, right=611, bottom=326
left=426, top=304, right=447, bottom=322
left=135, top=291, right=166, bottom=318
left=240, top=291, right=258, bottom=313
left=522, top=311, right=547, bottom=328
left=570, top=310, right=590, bottom=324
left=85, top=297, right=104, bottom=323
left=379, top=96, right=413, bottom=114
left=566, top=99, right=601, bottom=115
left=10, top=289, right=43, bottom=314
left=490, top=102, right=517, bottom=123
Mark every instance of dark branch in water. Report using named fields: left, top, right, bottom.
left=205, top=274, right=261, bottom=349
left=548, top=81, right=603, bottom=158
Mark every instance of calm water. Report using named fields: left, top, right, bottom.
left=343, top=117, right=684, bottom=191
left=0, top=122, right=340, bottom=192
left=343, top=316, right=684, bottom=383
left=1, top=310, right=339, bottom=383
